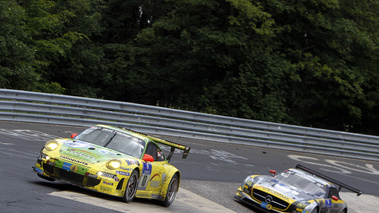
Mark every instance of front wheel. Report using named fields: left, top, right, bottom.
left=311, top=207, right=319, bottom=213
left=122, top=170, right=139, bottom=203
left=161, top=174, right=179, bottom=207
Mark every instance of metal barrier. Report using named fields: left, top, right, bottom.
left=1, top=88, right=378, bottom=161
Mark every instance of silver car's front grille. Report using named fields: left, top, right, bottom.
left=252, top=189, right=290, bottom=210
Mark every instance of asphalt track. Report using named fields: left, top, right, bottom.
left=0, top=121, right=378, bottom=213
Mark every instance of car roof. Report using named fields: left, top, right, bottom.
left=289, top=168, right=333, bottom=187
left=95, top=124, right=151, bottom=142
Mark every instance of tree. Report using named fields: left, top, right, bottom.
left=0, top=0, right=62, bottom=92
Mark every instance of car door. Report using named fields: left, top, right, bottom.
left=138, top=142, right=166, bottom=197
left=324, top=187, right=345, bottom=213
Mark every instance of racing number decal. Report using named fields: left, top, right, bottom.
left=140, top=175, right=149, bottom=187
left=138, top=162, right=152, bottom=190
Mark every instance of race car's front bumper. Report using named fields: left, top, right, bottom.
left=235, top=186, right=274, bottom=213
left=33, top=157, right=101, bottom=187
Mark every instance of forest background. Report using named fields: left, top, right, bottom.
left=1, top=0, right=378, bottom=135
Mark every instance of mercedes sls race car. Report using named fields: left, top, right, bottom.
left=33, top=124, right=190, bottom=206
left=234, top=164, right=362, bottom=213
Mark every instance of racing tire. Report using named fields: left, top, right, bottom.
left=311, top=207, right=319, bottom=213
left=161, top=174, right=179, bottom=207
left=340, top=209, right=347, bottom=213
left=122, top=170, right=139, bottom=203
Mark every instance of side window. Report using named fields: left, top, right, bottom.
left=155, top=146, right=165, bottom=161
left=328, top=187, right=340, bottom=199
left=145, top=143, right=165, bottom=161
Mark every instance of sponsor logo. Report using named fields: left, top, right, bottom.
left=62, top=162, right=72, bottom=171
left=70, top=165, right=77, bottom=172
left=150, top=181, right=160, bottom=188
left=260, top=202, right=273, bottom=210
left=67, top=149, right=96, bottom=161
left=116, top=171, right=130, bottom=176
left=265, top=195, right=273, bottom=204
left=60, top=155, right=88, bottom=165
left=325, top=199, right=332, bottom=208
left=125, top=159, right=139, bottom=166
left=103, top=181, right=114, bottom=186
left=100, top=186, right=112, bottom=192
left=120, top=167, right=132, bottom=171
left=263, top=187, right=290, bottom=201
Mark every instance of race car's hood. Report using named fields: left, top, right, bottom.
left=57, top=139, right=132, bottom=164
left=254, top=176, right=315, bottom=201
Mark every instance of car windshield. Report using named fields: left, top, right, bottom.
left=75, top=126, right=146, bottom=158
left=275, top=170, right=327, bottom=197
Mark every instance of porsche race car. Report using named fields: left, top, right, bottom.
left=33, top=124, right=190, bottom=206
left=234, top=164, right=362, bottom=213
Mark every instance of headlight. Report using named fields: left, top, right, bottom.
left=295, top=201, right=317, bottom=213
left=295, top=201, right=310, bottom=209
left=45, top=141, right=59, bottom=151
left=106, top=159, right=121, bottom=170
left=243, top=175, right=258, bottom=187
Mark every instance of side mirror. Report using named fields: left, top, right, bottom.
left=331, top=195, right=339, bottom=201
left=143, top=154, right=154, bottom=162
left=71, top=133, right=78, bottom=139
left=270, top=170, right=276, bottom=177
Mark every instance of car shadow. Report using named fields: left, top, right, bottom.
left=28, top=179, right=162, bottom=206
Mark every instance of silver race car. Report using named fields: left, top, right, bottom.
left=235, top=164, right=362, bottom=213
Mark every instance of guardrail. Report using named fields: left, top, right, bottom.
left=1, top=88, right=378, bottom=162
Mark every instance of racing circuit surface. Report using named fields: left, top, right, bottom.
left=1, top=121, right=379, bottom=213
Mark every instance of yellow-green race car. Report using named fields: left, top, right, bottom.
left=234, top=164, right=362, bottom=213
left=33, top=124, right=190, bottom=206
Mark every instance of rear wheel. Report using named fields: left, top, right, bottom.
left=161, top=174, right=179, bottom=207
left=122, top=170, right=139, bottom=203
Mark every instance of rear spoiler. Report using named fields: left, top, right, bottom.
left=121, top=127, right=190, bottom=162
left=146, top=135, right=191, bottom=162
left=296, top=164, right=362, bottom=196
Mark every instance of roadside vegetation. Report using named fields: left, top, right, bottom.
left=1, top=0, right=378, bottom=135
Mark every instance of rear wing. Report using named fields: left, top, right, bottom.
left=121, top=127, right=190, bottom=162
left=147, top=135, right=191, bottom=162
left=296, top=164, right=362, bottom=196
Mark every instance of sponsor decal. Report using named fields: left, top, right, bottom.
left=99, top=172, right=116, bottom=179
left=263, top=187, right=290, bottom=202
left=157, top=151, right=162, bottom=158
left=150, top=181, right=160, bottom=188
left=60, top=155, right=88, bottom=165
left=120, top=167, right=132, bottom=171
left=99, top=150, right=110, bottom=154
left=148, top=173, right=161, bottom=188
left=64, top=141, right=91, bottom=148
left=151, top=194, right=164, bottom=200
left=70, top=165, right=77, bottom=172
left=100, top=186, right=112, bottom=192
left=103, top=181, right=114, bottom=186
left=325, top=199, right=332, bottom=208
left=116, top=171, right=130, bottom=176
left=136, top=192, right=150, bottom=198
left=138, top=162, right=152, bottom=190
left=260, top=202, right=272, bottom=210
left=125, top=159, right=139, bottom=166
left=161, top=172, right=166, bottom=184
left=67, top=148, right=96, bottom=161
left=62, top=162, right=72, bottom=171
